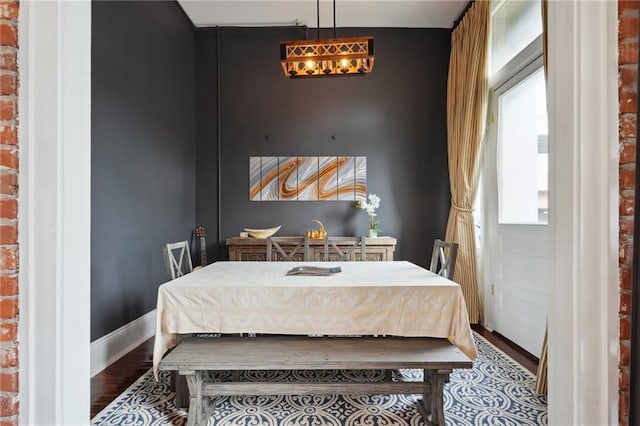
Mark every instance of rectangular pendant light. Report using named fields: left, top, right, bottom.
left=280, top=36, right=375, bottom=78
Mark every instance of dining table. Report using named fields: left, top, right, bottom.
left=153, top=260, right=477, bottom=377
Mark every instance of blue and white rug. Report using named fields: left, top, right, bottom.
left=91, top=333, right=547, bottom=425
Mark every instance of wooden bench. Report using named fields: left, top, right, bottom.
left=159, top=335, right=473, bottom=426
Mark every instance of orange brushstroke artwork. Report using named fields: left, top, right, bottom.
left=249, top=156, right=366, bottom=201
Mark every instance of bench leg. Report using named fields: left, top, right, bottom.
left=384, top=369, right=393, bottom=381
left=172, top=373, right=189, bottom=409
left=184, top=371, right=208, bottom=426
left=416, top=369, right=450, bottom=426
left=172, top=334, right=190, bottom=409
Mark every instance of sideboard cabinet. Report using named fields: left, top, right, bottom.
left=226, top=236, right=397, bottom=262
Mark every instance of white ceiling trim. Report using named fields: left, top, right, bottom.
left=177, top=1, right=469, bottom=29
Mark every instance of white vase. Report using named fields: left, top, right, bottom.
left=368, top=229, right=378, bottom=238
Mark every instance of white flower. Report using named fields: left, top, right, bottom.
left=368, top=194, right=381, bottom=209
left=355, top=193, right=382, bottom=232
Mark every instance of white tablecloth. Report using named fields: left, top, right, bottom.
left=153, top=261, right=477, bottom=375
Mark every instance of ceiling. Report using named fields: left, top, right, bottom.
left=177, top=1, right=469, bottom=29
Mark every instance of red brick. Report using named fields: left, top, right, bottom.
left=0, top=322, right=16, bottom=343
left=0, top=171, right=17, bottom=195
left=0, top=148, right=17, bottom=170
left=621, top=291, right=632, bottom=314
left=621, top=341, right=630, bottom=366
left=620, top=91, right=638, bottom=114
left=620, top=217, right=634, bottom=236
left=620, top=141, right=636, bottom=164
left=0, top=345, right=17, bottom=368
left=0, top=98, right=13, bottom=121
left=619, top=16, right=640, bottom=40
left=620, top=43, right=639, bottom=65
left=620, top=390, right=629, bottom=421
left=0, top=125, right=16, bottom=145
left=0, top=1, right=18, bottom=20
left=0, top=372, right=17, bottom=393
left=620, top=367, right=630, bottom=391
left=0, top=394, right=17, bottom=417
left=619, top=166, right=635, bottom=189
left=620, top=191, right=635, bottom=216
left=620, top=0, right=640, bottom=12
left=0, top=247, right=17, bottom=270
left=620, top=239, right=633, bottom=265
left=620, top=66, right=638, bottom=89
left=0, top=298, right=17, bottom=319
left=0, top=74, right=15, bottom=96
left=0, top=224, right=16, bottom=245
left=0, top=419, right=18, bottom=426
left=620, top=114, right=637, bottom=139
left=0, top=199, right=16, bottom=220
left=0, top=24, right=17, bottom=48
left=620, top=266, right=633, bottom=290
left=0, top=51, right=15, bottom=72
left=620, top=316, right=631, bottom=339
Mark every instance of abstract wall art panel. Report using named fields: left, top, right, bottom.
left=249, top=157, right=261, bottom=201
left=279, top=156, right=298, bottom=200
left=318, top=156, right=338, bottom=201
left=261, top=156, right=279, bottom=201
left=337, top=156, right=355, bottom=201
left=355, top=156, right=367, bottom=201
left=297, top=156, right=319, bottom=201
left=249, top=156, right=366, bottom=201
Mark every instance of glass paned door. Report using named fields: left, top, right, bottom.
left=483, top=60, right=549, bottom=357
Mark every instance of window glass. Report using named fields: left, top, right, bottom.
left=491, top=0, right=542, bottom=76
left=497, top=67, right=548, bottom=224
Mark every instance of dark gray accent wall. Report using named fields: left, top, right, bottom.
left=195, top=29, right=220, bottom=261
left=195, top=27, right=451, bottom=265
left=91, top=1, right=196, bottom=340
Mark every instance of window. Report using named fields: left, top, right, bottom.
left=496, top=66, right=548, bottom=224
left=490, top=0, right=542, bottom=76
left=488, top=0, right=547, bottom=225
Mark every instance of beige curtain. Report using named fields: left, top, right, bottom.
left=444, top=0, right=490, bottom=324
left=535, top=0, right=549, bottom=395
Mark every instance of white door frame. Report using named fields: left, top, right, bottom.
left=547, top=0, right=618, bottom=424
left=14, top=0, right=618, bottom=424
left=18, top=1, right=91, bottom=424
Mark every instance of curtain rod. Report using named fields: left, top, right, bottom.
left=452, top=0, right=475, bottom=30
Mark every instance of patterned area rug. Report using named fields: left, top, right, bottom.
left=91, top=333, right=547, bottom=425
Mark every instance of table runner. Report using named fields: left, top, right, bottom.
left=153, top=261, right=477, bottom=375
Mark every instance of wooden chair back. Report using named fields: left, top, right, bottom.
left=267, top=236, right=309, bottom=261
left=163, top=240, right=194, bottom=280
left=429, top=239, right=458, bottom=280
left=322, top=236, right=367, bottom=261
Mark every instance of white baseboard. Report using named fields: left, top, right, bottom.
left=91, top=309, right=156, bottom=377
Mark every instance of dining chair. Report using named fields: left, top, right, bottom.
left=163, top=240, right=194, bottom=280
left=429, top=239, right=459, bottom=280
left=266, top=236, right=309, bottom=261
left=322, top=236, right=367, bottom=261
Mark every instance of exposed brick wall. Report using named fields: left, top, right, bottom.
left=619, top=1, right=639, bottom=425
left=0, top=0, right=17, bottom=425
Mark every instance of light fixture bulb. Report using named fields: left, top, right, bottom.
left=341, top=59, right=348, bottom=68
left=306, top=60, right=314, bottom=69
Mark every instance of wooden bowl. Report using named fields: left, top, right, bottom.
left=243, top=225, right=282, bottom=239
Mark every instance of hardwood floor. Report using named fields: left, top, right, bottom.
left=90, top=337, right=155, bottom=418
left=471, top=324, right=539, bottom=374
left=90, top=326, right=540, bottom=419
